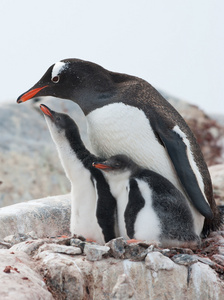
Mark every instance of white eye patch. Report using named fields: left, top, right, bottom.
left=51, top=61, right=68, bottom=80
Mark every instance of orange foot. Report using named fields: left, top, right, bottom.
left=85, top=238, right=97, bottom=243
left=57, top=235, right=69, bottom=239
left=126, top=239, right=142, bottom=244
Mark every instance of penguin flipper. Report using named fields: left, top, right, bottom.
left=156, top=128, right=213, bottom=219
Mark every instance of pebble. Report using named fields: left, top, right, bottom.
left=145, top=252, right=174, bottom=272
left=172, top=254, right=198, bottom=266
left=211, top=254, right=224, bottom=267
left=124, top=244, right=148, bottom=261
left=106, top=237, right=126, bottom=259
left=70, top=238, right=86, bottom=251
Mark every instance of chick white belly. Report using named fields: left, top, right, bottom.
left=70, top=173, right=105, bottom=245
left=134, top=179, right=161, bottom=241
left=87, top=103, right=204, bottom=235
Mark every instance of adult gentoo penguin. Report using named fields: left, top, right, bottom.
left=40, top=104, right=117, bottom=244
left=17, top=58, right=222, bottom=236
left=93, top=155, right=200, bottom=248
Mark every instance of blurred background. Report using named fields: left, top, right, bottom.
left=0, top=0, right=223, bottom=207
left=1, top=0, right=223, bottom=113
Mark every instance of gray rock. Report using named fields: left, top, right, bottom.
left=0, top=241, right=11, bottom=249
left=35, top=250, right=85, bottom=299
left=10, top=239, right=45, bottom=255
left=39, top=243, right=82, bottom=255
left=84, top=244, right=110, bottom=261
left=124, top=243, right=148, bottom=261
left=145, top=252, right=175, bottom=272
left=0, top=194, right=71, bottom=239
left=106, top=237, right=126, bottom=259
left=70, top=238, right=86, bottom=250
left=212, top=255, right=224, bottom=267
left=196, top=256, right=215, bottom=267
left=35, top=249, right=224, bottom=299
left=172, top=254, right=198, bottom=266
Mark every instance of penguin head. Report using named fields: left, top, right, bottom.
left=40, top=104, right=80, bottom=144
left=93, top=154, right=139, bottom=175
left=17, top=59, right=122, bottom=115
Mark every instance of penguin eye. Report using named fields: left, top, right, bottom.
left=52, top=76, right=60, bottom=83
left=56, top=116, right=61, bottom=121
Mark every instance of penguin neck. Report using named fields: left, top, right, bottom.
left=71, top=73, right=143, bottom=116
left=104, top=171, right=131, bottom=199
left=64, top=127, right=98, bottom=170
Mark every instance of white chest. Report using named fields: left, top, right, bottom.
left=87, top=103, right=181, bottom=191
left=133, top=179, right=161, bottom=241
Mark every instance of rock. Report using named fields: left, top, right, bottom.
left=209, top=164, right=224, bottom=205
left=124, top=243, right=148, bottom=261
left=70, top=238, right=86, bottom=251
left=84, top=244, right=110, bottom=261
left=0, top=241, right=11, bottom=249
left=0, top=194, right=71, bottom=239
left=106, top=237, right=126, bottom=259
left=145, top=251, right=175, bottom=271
left=172, top=254, right=198, bottom=266
left=10, top=240, right=45, bottom=255
left=35, top=250, right=85, bottom=299
left=39, top=243, right=82, bottom=255
left=196, top=256, right=216, bottom=267
left=35, top=248, right=224, bottom=299
left=0, top=235, right=223, bottom=299
left=111, top=274, right=137, bottom=299
left=212, top=255, right=224, bottom=267
left=0, top=249, right=53, bottom=299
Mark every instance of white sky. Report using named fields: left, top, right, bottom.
left=1, top=0, right=223, bottom=114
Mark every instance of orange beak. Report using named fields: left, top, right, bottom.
left=17, top=85, right=48, bottom=103
left=40, top=104, right=53, bottom=118
left=92, top=162, right=113, bottom=170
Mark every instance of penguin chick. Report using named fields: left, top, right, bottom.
left=40, top=104, right=117, bottom=244
left=93, top=155, right=200, bottom=248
